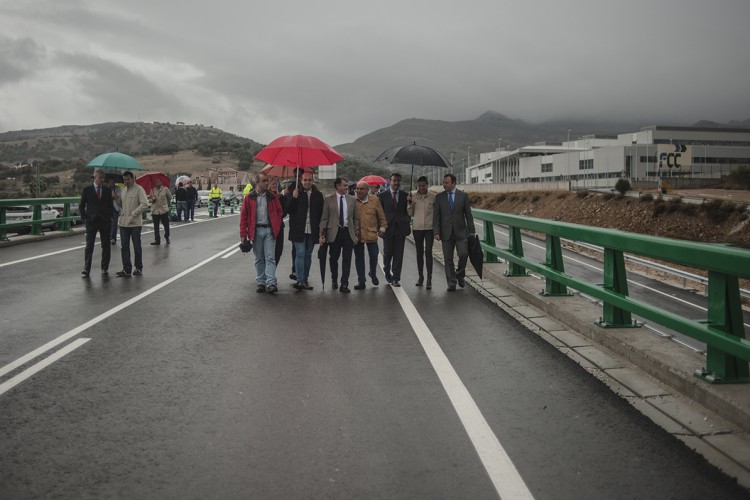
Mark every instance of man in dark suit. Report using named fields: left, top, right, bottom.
left=378, top=172, right=411, bottom=287
left=287, top=171, right=324, bottom=290
left=433, top=173, right=475, bottom=291
left=320, top=176, right=360, bottom=293
left=79, top=169, right=113, bottom=277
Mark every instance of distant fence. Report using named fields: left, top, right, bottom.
left=0, top=197, right=79, bottom=240
left=473, top=208, right=750, bottom=384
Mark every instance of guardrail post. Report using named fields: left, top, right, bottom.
left=0, top=207, right=7, bottom=241
left=598, top=248, right=636, bottom=327
left=482, top=220, right=498, bottom=263
left=31, top=205, right=43, bottom=235
left=505, top=225, right=528, bottom=277
left=695, top=272, right=750, bottom=384
left=543, top=235, right=571, bottom=296
left=61, top=203, right=72, bottom=231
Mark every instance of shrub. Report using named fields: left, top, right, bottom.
left=640, top=193, right=653, bottom=202
left=666, top=197, right=682, bottom=214
left=614, top=178, right=631, bottom=196
left=727, top=165, right=750, bottom=189
left=603, top=192, right=615, bottom=201
left=576, top=189, right=589, bottom=198
left=702, top=199, right=736, bottom=224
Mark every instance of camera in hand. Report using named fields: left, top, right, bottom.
left=239, top=239, right=253, bottom=253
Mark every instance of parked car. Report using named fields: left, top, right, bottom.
left=197, top=190, right=210, bottom=207
left=222, top=191, right=239, bottom=206
left=4, top=205, right=62, bottom=233
left=49, top=203, right=81, bottom=226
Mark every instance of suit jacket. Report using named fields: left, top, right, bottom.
left=320, top=193, right=360, bottom=243
left=378, top=189, right=411, bottom=237
left=287, top=186, right=324, bottom=242
left=79, top=183, right=113, bottom=224
left=433, top=189, right=474, bottom=241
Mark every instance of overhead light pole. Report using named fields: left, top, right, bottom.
left=566, top=129, right=571, bottom=182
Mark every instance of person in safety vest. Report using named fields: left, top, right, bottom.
left=209, top=185, right=222, bottom=218
left=243, top=182, right=253, bottom=196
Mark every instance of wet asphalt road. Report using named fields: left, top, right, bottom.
left=1, top=213, right=748, bottom=499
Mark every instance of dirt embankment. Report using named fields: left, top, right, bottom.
left=469, top=189, right=750, bottom=248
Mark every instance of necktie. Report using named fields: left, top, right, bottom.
left=449, top=191, right=454, bottom=210
left=339, top=195, right=345, bottom=227
left=96, top=185, right=101, bottom=200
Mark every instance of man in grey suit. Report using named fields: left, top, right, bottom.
left=320, top=176, right=360, bottom=293
left=433, top=173, right=475, bottom=291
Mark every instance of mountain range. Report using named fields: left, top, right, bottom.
left=1, top=112, right=749, bottom=168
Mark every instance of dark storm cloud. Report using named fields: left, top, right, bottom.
left=1, top=0, right=749, bottom=144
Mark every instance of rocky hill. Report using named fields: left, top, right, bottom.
left=0, top=121, right=263, bottom=164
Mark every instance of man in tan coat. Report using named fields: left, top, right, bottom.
left=148, top=178, right=172, bottom=245
left=353, top=181, right=387, bottom=290
left=116, top=171, right=149, bottom=277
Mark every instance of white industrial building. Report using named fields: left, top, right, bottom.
left=465, top=126, right=750, bottom=189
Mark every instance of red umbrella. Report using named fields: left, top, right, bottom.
left=359, top=174, right=388, bottom=186
left=255, top=135, right=344, bottom=169
left=261, top=164, right=312, bottom=178
left=135, top=172, right=171, bottom=193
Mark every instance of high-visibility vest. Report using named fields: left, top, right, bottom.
left=243, top=183, right=253, bottom=196
left=209, top=187, right=222, bottom=200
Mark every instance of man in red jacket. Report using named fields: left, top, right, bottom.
left=239, top=173, right=284, bottom=294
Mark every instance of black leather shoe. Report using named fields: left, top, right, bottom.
left=339, top=286, right=350, bottom=293
left=426, top=279, right=432, bottom=290
left=116, top=270, right=132, bottom=278
left=415, top=277, right=423, bottom=286
left=385, top=275, right=393, bottom=284
left=354, top=283, right=366, bottom=290
left=81, top=270, right=89, bottom=278
left=289, top=273, right=297, bottom=281
left=332, top=282, right=339, bottom=290
left=391, top=280, right=401, bottom=287
left=371, top=275, right=379, bottom=286
left=150, top=241, right=160, bottom=246
left=166, top=238, right=170, bottom=245
left=293, top=281, right=303, bottom=290
left=458, top=278, right=466, bottom=288
left=447, top=284, right=456, bottom=291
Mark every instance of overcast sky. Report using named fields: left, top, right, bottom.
left=1, top=0, right=749, bottom=146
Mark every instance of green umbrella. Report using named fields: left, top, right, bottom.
left=87, top=152, right=145, bottom=170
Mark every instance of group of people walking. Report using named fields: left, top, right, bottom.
left=80, top=167, right=475, bottom=292
left=80, top=169, right=199, bottom=278
left=240, top=170, right=475, bottom=294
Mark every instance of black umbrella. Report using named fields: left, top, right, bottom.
left=467, top=234, right=483, bottom=280
left=373, top=142, right=452, bottom=190
left=318, top=243, right=328, bottom=290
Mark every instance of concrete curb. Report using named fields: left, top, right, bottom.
left=417, top=238, right=750, bottom=489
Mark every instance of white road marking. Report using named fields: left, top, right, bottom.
left=0, top=215, right=224, bottom=269
left=222, top=248, right=241, bottom=258
left=385, top=259, right=533, bottom=499
left=0, top=338, right=91, bottom=396
left=0, top=243, right=238, bottom=381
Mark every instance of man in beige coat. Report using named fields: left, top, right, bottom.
left=320, top=177, right=360, bottom=293
left=148, top=178, right=172, bottom=245
left=116, top=171, right=149, bottom=277
left=353, top=181, right=387, bottom=290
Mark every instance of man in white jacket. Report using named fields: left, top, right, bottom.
left=117, top=171, right=149, bottom=277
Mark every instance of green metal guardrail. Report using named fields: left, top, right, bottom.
left=473, top=208, right=750, bottom=384
left=0, top=197, right=80, bottom=240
